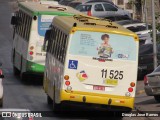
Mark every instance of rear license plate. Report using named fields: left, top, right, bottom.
left=105, top=79, right=118, bottom=85
left=93, top=85, right=105, bottom=91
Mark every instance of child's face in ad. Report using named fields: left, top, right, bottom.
left=103, top=37, right=109, bottom=43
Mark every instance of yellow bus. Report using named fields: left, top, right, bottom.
left=43, top=15, right=139, bottom=113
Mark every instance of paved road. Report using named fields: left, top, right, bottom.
left=134, top=81, right=160, bottom=120
left=0, top=0, right=159, bottom=120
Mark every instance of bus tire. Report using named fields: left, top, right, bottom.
left=0, top=97, right=3, bottom=108
left=13, top=66, right=20, bottom=76
left=13, top=50, right=20, bottom=76
left=20, top=56, right=27, bottom=82
left=47, top=95, right=52, bottom=105
left=20, top=72, right=25, bottom=81
left=154, top=95, right=160, bottom=102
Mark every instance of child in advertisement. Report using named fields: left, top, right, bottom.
left=97, top=34, right=113, bottom=58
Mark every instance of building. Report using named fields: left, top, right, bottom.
left=112, top=0, right=160, bottom=22
left=144, top=0, right=160, bottom=23
left=111, top=0, right=134, bottom=17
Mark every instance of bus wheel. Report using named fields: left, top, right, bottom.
left=47, top=95, right=52, bottom=105
left=20, top=72, right=27, bottom=82
left=154, top=95, right=160, bottom=102
left=13, top=66, right=20, bottom=76
left=0, top=97, right=3, bottom=107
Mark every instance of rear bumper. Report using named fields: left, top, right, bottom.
left=60, top=90, right=134, bottom=110
left=26, top=61, right=45, bottom=73
left=144, top=86, right=160, bottom=96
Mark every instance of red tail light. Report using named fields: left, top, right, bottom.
left=65, top=81, right=70, bottom=86
left=128, top=87, right=133, bottom=92
left=87, top=10, right=92, bottom=16
left=29, top=51, right=34, bottom=55
left=144, top=75, right=148, bottom=85
left=0, top=70, right=2, bottom=75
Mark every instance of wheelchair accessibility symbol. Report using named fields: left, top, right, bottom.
left=68, top=60, right=78, bottom=69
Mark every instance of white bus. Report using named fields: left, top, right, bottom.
left=10, top=1, right=81, bottom=80
left=43, top=15, right=139, bottom=113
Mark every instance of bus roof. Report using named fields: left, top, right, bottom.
left=52, top=15, right=139, bottom=39
left=18, top=2, right=81, bottom=16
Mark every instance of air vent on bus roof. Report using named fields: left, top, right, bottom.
left=74, top=17, right=89, bottom=22
left=79, top=19, right=89, bottom=22
left=106, top=25, right=118, bottom=29
left=73, top=15, right=99, bottom=21
left=39, top=1, right=59, bottom=5
left=84, top=22, right=96, bottom=25
left=48, top=6, right=67, bottom=11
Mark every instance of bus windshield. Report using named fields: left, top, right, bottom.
left=69, top=31, right=137, bottom=61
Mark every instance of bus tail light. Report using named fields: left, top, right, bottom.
left=0, top=69, right=2, bottom=75
left=67, top=86, right=72, bottom=91
left=125, top=92, right=131, bottom=97
left=29, top=51, right=34, bottom=55
left=130, top=82, right=135, bottom=87
left=30, top=46, right=34, bottom=50
left=87, top=10, right=92, bottom=16
left=144, top=75, right=148, bottom=85
left=64, top=75, right=69, bottom=80
left=65, top=81, right=70, bottom=86
left=30, top=56, right=33, bottom=60
left=128, top=87, right=133, bottom=92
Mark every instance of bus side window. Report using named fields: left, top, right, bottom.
left=49, top=27, right=55, bottom=54
left=19, top=12, right=22, bottom=35
left=19, top=11, right=23, bottom=37
left=22, top=13, right=27, bottom=39
left=57, top=31, right=62, bottom=60
left=63, top=35, right=68, bottom=63
left=46, top=30, right=51, bottom=53
left=27, top=16, right=31, bottom=41
left=52, top=27, right=57, bottom=55
left=60, top=33, right=64, bottom=63
left=49, top=28, right=55, bottom=53
left=57, top=29, right=61, bottom=59
left=24, top=15, right=29, bottom=40
left=15, top=12, right=21, bottom=36
left=12, top=12, right=18, bottom=39
left=55, top=29, right=60, bottom=59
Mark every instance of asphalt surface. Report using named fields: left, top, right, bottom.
left=0, top=0, right=159, bottom=120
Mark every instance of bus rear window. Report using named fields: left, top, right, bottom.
left=38, top=15, right=55, bottom=36
left=69, top=31, right=137, bottom=61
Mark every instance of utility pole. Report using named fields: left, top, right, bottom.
left=144, top=0, right=148, bottom=30
left=151, top=0, right=158, bottom=69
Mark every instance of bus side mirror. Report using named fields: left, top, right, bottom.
left=0, top=75, right=4, bottom=79
left=11, top=16, right=17, bottom=25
